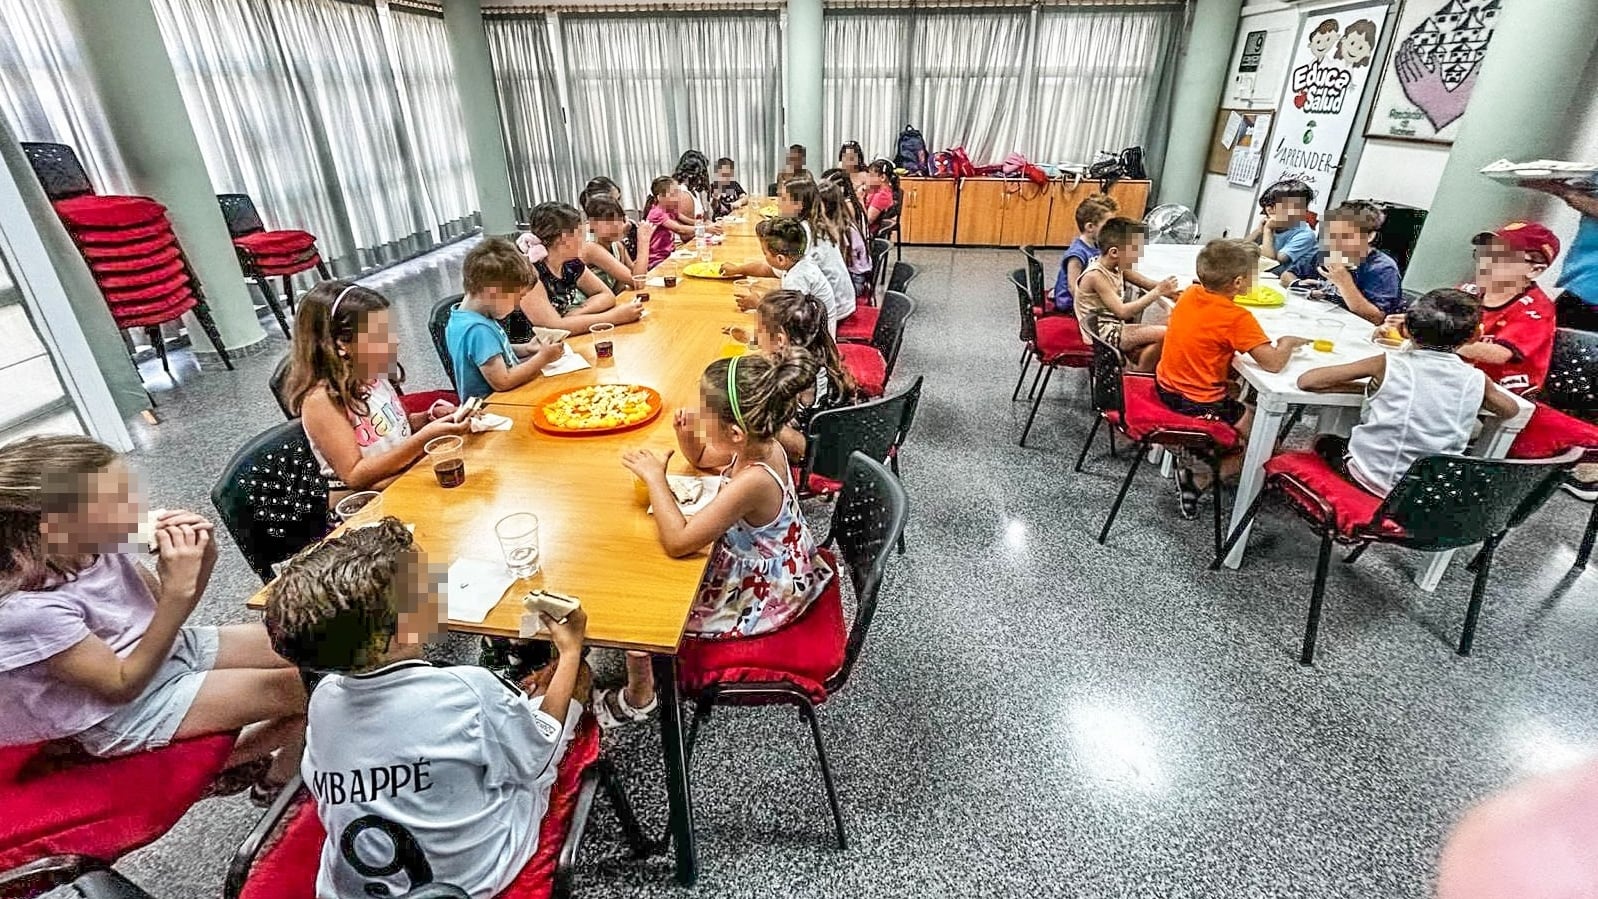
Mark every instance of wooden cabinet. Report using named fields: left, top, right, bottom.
left=1043, top=181, right=1151, bottom=246
left=899, top=178, right=956, bottom=245
left=952, top=179, right=1007, bottom=245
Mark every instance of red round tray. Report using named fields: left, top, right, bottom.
left=531, top=385, right=664, bottom=436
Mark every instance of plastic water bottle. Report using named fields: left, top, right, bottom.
left=695, top=218, right=711, bottom=262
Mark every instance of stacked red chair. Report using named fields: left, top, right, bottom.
left=217, top=193, right=330, bottom=338
left=21, top=142, right=233, bottom=380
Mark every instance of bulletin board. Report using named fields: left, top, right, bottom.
left=1205, top=107, right=1275, bottom=184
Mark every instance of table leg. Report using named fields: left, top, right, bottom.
left=1223, top=400, right=1289, bottom=569
left=652, top=654, right=698, bottom=887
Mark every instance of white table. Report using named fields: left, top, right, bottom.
left=1133, top=243, right=1535, bottom=590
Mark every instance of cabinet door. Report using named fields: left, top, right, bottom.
left=954, top=180, right=1007, bottom=246
left=901, top=179, right=956, bottom=244
left=1000, top=184, right=1053, bottom=248
left=1044, top=180, right=1154, bottom=247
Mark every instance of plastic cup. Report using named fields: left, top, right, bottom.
left=589, top=322, right=615, bottom=361
left=426, top=435, right=465, bottom=488
left=496, top=513, right=541, bottom=578
left=335, top=491, right=383, bottom=528
left=633, top=475, right=651, bottom=505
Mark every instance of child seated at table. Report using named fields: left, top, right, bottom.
left=1298, top=288, right=1520, bottom=496
left=1453, top=221, right=1562, bottom=396
left=580, top=195, right=650, bottom=293
left=265, top=519, right=590, bottom=899
left=862, top=159, right=900, bottom=236
left=578, top=175, right=621, bottom=209
left=446, top=238, right=566, bottom=402
left=724, top=177, right=855, bottom=326
left=710, top=157, right=749, bottom=220
left=511, top=203, right=643, bottom=339
left=644, top=176, right=693, bottom=268
left=1157, top=239, right=1309, bottom=517
left=1280, top=200, right=1404, bottom=324
left=735, top=217, right=842, bottom=333
left=0, top=435, right=306, bottom=804
left=819, top=177, right=874, bottom=298
left=1247, top=179, right=1319, bottom=275
left=1053, top=193, right=1119, bottom=313
left=1074, top=217, right=1179, bottom=371
left=287, top=282, right=474, bottom=494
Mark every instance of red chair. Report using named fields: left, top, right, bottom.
left=0, top=735, right=236, bottom=894
left=838, top=290, right=914, bottom=398
left=218, top=194, right=332, bottom=339
left=224, top=714, right=644, bottom=899
left=1508, top=328, right=1598, bottom=569
left=1010, top=269, right=1092, bottom=446
left=1072, top=331, right=1238, bottom=558
left=677, top=452, right=908, bottom=849
left=1214, top=448, right=1583, bottom=664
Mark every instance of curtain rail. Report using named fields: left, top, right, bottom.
left=389, top=0, right=444, bottom=16
left=824, top=0, right=1184, bottom=8
left=484, top=2, right=783, bottom=13
left=485, top=0, right=1178, bottom=12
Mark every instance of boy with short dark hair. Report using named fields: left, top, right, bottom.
left=264, top=519, right=589, bottom=899
left=446, top=238, right=564, bottom=400
left=1073, top=216, right=1177, bottom=370
left=1455, top=221, right=1561, bottom=395
left=1052, top=193, right=1119, bottom=312
left=1248, top=179, right=1319, bottom=274
left=1281, top=200, right=1404, bottom=324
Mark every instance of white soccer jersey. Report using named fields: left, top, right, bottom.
left=302, top=660, right=580, bottom=899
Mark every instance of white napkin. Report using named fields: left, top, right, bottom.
left=540, top=343, right=592, bottom=377
left=649, top=475, right=722, bottom=516
left=644, top=276, right=666, bottom=288
left=470, top=411, right=512, bottom=432
left=447, top=558, right=517, bottom=623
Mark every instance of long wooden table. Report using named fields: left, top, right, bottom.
left=247, top=207, right=777, bottom=888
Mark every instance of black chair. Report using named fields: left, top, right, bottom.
left=269, top=355, right=293, bottom=419
left=799, top=377, right=921, bottom=498
left=1020, top=245, right=1050, bottom=310
left=217, top=193, right=331, bottom=339
left=887, top=260, right=920, bottom=294
left=210, top=420, right=331, bottom=582
left=20, top=142, right=95, bottom=200
left=1214, top=447, right=1584, bottom=663
left=1010, top=269, right=1092, bottom=446
left=1507, top=327, right=1598, bottom=568
left=429, top=294, right=462, bottom=387
left=838, top=290, right=914, bottom=399
left=683, top=452, right=908, bottom=849
left=0, top=859, right=158, bottom=898
left=868, top=237, right=892, bottom=305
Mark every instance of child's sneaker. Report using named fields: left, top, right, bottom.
left=1563, top=475, right=1598, bottom=502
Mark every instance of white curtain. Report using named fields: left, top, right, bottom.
left=676, top=15, right=783, bottom=194
left=485, top=14, right=575, bottom=218
left=389, top=7, right=477, bottom=237
left=909, top=10, right=1029, bottom=162
left=0, top=0, right=131, bottom=193
left=823, top=11, right=908, bottom=166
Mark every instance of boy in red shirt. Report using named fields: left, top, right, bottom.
left=1156, top=239, right=1308, bottom=517
left=1456, top=221, right=1561, bottom=395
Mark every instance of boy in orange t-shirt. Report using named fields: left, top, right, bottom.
left=1156, top=239, right=1308, bottom=516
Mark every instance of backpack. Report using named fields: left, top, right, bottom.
left=895, top=126, right=929, bottom=175
left=1087, top=146, right=1147, bottom=191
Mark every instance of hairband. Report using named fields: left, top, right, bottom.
left=726, top=355, right=746, bottom=431
left=517, top=232, right=549, bottom=265
left=329, top=284, right=358, bottom=319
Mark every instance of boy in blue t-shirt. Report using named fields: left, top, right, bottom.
left=1281, top=200, right=1405, bottom=324
left=446, top=238, right=565, bottom=401
left=1248, top=179, right=1319, bottom=275
left=1053, top=194, right=1120, bottom=312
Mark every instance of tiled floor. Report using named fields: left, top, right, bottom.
left=115, top=242, right=1597, bottom=898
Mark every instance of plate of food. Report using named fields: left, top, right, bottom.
left=1234, top=284, right=1286, bottom=308
left=682, top=261, right=738, bottom=280
left=532, top=384, right=663, bottom=436
left=758, top=204, right=779, bottom=218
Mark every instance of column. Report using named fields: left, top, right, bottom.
left=62, top=0, right=265, bottom=360
left=444, top=0, right=517, bottom=235
left=785, top=0, right=824, bottom=157
left=1403, top=0, right=1598, bottom=290
left=1157, top=0, right=1244, bottom=210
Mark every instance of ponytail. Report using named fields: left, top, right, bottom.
left=779, top=176, right=838, bottom=247
left=757, top=290, right=858, bottom=400
left=700, top=349, right=819, bottom=439
left=644, top=175, right=675, bottom=216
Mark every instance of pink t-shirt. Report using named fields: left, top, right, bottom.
left=866, top=185, right=894, bottom=213
left=0, top=554, right=156, bottom=745
left=646, top=203, right=677, bottom=268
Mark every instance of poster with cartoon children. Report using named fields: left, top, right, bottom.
left=1366, top=0, right=1501, bottom=144
left=1255, top=3, right=1390, bottom=219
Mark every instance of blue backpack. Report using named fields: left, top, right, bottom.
left=895, top=126, right=928, bottom=175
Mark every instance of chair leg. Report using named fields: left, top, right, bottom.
left=1011, top=354, right=1033, bottom=402
left=315, top=258, right=331, bottom=280
left=684, top=692, right=714, bottom=761
left=146, top=326, right=173, bottom=382
left=1019, top=365, right=1054, bottom=447
left=597, top=761, right=651, bottom=859
left=795, top=699, right=847, bottom=850
left=1577, top=502, right=1597, bottom=570
left=1027, top=361, right=1046, bottom=400
left=1301, top=530, right=1335, bottom=665
left=281, top=275, right=296, bottom=314
left=1276, top=405, right=1305, bottom=443
left=192, top=301, right=235, bottom=371
left=252, top=277, right=291, bottom=338
left=1105, top=426, right=1118, bottom=458
left=1209, top=452, right=1225, bottom=561
left=1098, top=439, right=1147, bottom=545
left=1458, top=535, right=1499, bottom=657
left=1073, top=416, right=1103, bottom=473
left=1211, top=484, right=1270, bottom=570
left=1343, top=543, right=1370, bottom=565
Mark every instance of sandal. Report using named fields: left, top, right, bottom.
left=249, top=777, right=288, bottom=809
left=593, top=687, right=658, bottom=729
left=200, top=758, right=270, bottom=801
left=1176, top=467, right=1201, bottom=521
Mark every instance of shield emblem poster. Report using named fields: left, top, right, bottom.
left=1365, top=0, right=1500, bottom=144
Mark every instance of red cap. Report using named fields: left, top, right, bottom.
left=1471, top=221, right=1560, bottom=266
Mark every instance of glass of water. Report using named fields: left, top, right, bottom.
left=495, top=512, right=541, bottom=578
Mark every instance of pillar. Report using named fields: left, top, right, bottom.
left=1403, top=0, right=1598, bottom=290
left=62, top=0, right=265, bottom=360
left=785, top=0, right=824, bottom=158
left=444, top=0, right=517, bottom=235
left=1157, top=0, right=1244, bottom=210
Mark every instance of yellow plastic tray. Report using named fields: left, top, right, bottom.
left=681, top=261, right=738, bottom=280
left=1234, top=284, right=1286, bottom=308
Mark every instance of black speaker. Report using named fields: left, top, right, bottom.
left=1373, top=202, right=1427, bottom=276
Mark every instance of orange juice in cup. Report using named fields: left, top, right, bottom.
left=633, top=474, right=651, bottom=505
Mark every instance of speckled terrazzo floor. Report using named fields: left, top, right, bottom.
left=112, top=241, right=1598, bottom=898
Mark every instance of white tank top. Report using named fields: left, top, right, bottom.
left=1346, top=348, right=1485, bottom=496
left=308, top=378, right=413, bottom=480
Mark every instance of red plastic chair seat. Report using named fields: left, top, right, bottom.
left=94, top=259, right=186, bottom=291
left=1509, top=403, right=1598, bottom=461
left=101, top=273, right=193, bottom=304
left=0, top=734, right=234, bottom=871
left=1120, top=376, right=1240, bottom=450
left=254, top=254, right=323, bottom=277
left=398, top=389, right=460, bottom=416
left=53, top=195, right=167, bottom=230
left=237, top=716, right=602, bottom=899
left=839, top=343, right=886, bottom=398
left=836, top=307, right=878, bottom=343
left=87, top=245, right=183, bottom=274
left=80, top=233, right=178, bottom=261
left=1263, top=451, right=1406, bottom=538
left=1034, top=315, right=1093, bottom=366
left=72, top=220, right=175, bottom=245
left=801, top=471, right=844, bottom=496
left=235, top=230, right=318, bottom=257
left=676, top=553, right=847, bottom=705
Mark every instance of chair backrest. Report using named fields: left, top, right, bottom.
left=210, top=420, right=331, bottom=582
left=872, top=290, right=915, bottom=379
left=803, top=380, right=917, bottom=486
left=20, top=142, right=94, bottom=200
left=1375, top=448, right=1584, bottom=549
left=887, top=260, right=920, bottom=294
left=823, top=452, right=908, bottom=693
left=1010, top=268, right=1036, bottom=344
left=429, top=294, right=462, bottom=387
left=1545, top=327, right=1598, bottom=422
left=269, top=355, right=294, bottom=419
left=1083, top=327, right=1126, bottom=418
left=216, top=194, right=266, bottom=238
left=869, top=238, right=892, bottom=302
left=893, top=374, right=925, bottom=453
left=1019, top=245, right=1047, bottom=308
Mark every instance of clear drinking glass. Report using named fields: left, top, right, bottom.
left=335, top=491, right=383, bottom=528
left=426, top=435, right=465, bottom=488
left=496, top=512, right=541, bottom=578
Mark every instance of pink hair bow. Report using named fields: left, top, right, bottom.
left=516, top=232, right=548, bottom=265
